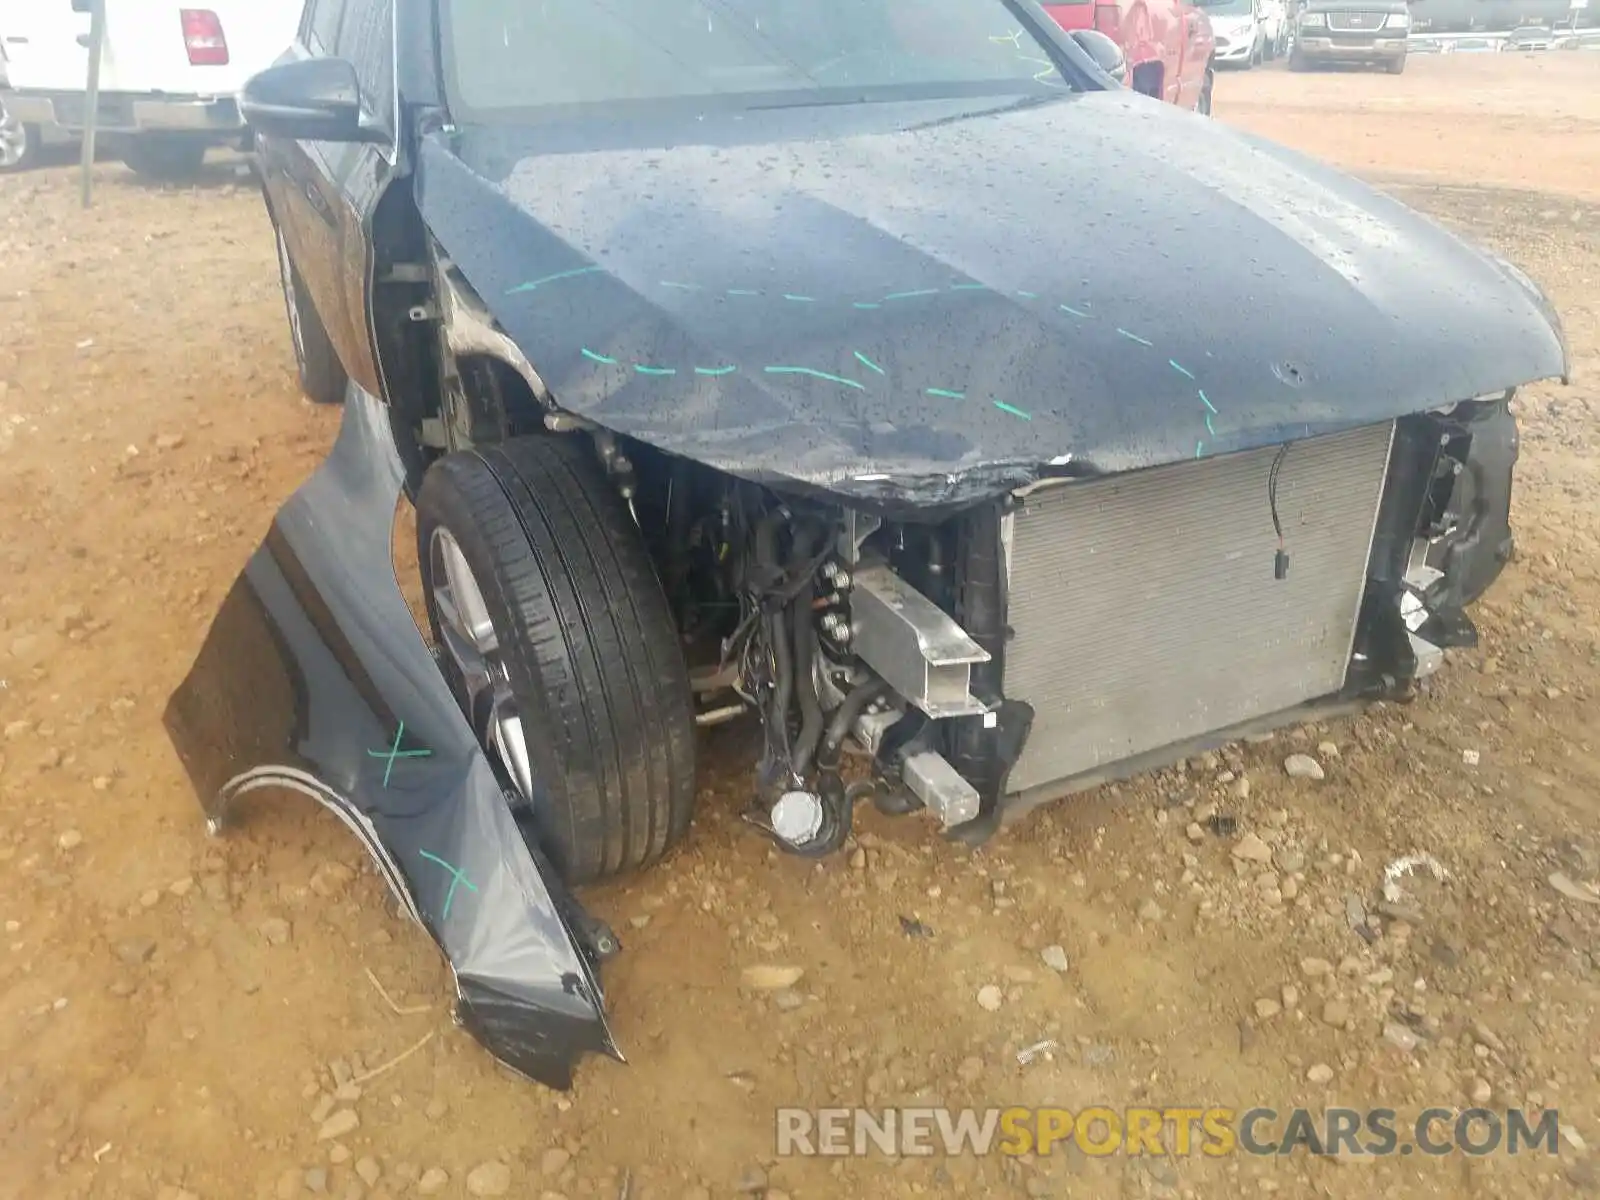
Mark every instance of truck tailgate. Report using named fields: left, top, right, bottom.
left=1, top=1, right=298, bottom=97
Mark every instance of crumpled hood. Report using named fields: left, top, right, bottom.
left=416, top=88, right=1567, bottom=508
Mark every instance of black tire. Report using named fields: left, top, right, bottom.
left=1386, top=55, right=1407, bottom=74
left=416, top=436, right=697, bottom=884
left=120, top=134, right=208, bottom=181
left=1288, top=49, right=1310, bottom=71
left=273, top=224, right=348, bottom=406
left=1198, top=66, right=1215, bottom=115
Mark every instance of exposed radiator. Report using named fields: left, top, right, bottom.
left=1003, top=422, right=1395, bottom=797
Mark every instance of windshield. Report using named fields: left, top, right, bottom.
left=439, top=0, right=1074, bottom=120
left=1194, top=0, right=1255, bottom=14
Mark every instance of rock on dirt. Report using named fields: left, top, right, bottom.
left=466, top=1161, right=512, bottom=1197
left=741, top=965, right=804, bottom=990
left=1233, top=833, right=1274, bottom=863
left=1284, top=754, right=1326, bottom=781
left=1383, top=1022, right=1421, bottom=1054
left=1307, top=1063, right=1335, bottom=1085
left=418, top=1167, right=450, bottom=1195
left=976, top=985, right=1004, bottom=1012
left=316, top=1110, right=358, bottom=1141
left=1041, top=945, right=1070, bottom=973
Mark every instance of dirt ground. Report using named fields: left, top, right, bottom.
left=2, top=52, right=1599, bottom=1200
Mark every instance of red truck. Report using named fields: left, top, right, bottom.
left=1043, top=0, right=1216, bottom=113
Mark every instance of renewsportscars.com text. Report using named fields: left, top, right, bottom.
left=775, top=1106, right=1562, bottom=1159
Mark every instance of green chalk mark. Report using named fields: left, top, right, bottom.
left=764, top=366, right=865, bottom=391
left=1169, top=360, right=1196, bottom=380
left=727, top=288, right=761, bottom=296
left=1205, top=413, right=1216, bottom=435
left=782, top=293, right=816, bottom=303
left=506, top=265, right=601, bottom=294
left=854, top=351, right=885, bottom=375
left=882, top=289, right=941, bottom=301
left=365, top=720, right=432, bottom=789
left=994, top=401, right=1032, bottom=420
left=852, top=302, right=881, bottom=310
left=694, top=365, right=737, bottom=376
left=418, top=850, right=479, bottom=920
left=659, top=280, right=700, bottom=291
left=1116, top=328, right=1154, bottom=347
left=1016, top=290, right=1038, bottom=299
left=1199, top=389, right=1218, bottom=414
left=950, top=283, right=987, bottom=291
left=1060, top=304, right=1091, bottom=318
left=634, top=365, right=677, bottom=376
left=580, top=348, right=618, bottom=365
left=926, top=388, right=965, bottom=399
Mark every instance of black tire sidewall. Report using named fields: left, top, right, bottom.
left=273, top=225, right=347, bottom=406
left=415, top=442, right=695, bottom=884
left=417, top=457, right=576, bottom=861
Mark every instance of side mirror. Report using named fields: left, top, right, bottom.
left=240, top=57, right=385, bottom=144
left=1069, top=29, right=1128, bottom=84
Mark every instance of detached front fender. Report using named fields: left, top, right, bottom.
left=162, top=386, right=619, bottom=1088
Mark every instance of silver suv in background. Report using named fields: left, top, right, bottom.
left=1290, top=0, right=1411, bottom=71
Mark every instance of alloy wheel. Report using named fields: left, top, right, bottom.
left=0, top=108, right=29, bottom=170
left=427, top=525, right=537, bottom=803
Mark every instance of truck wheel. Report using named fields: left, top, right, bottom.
left=0, top=106, right=36, bottom=173
left=120, top=134, right=208, bottom=181
left=1198, top=66, right=1215, bottom=115
left=416, top=436, right=697, bottom=885
left=274, top=225, right=348, bottom=406
left=1288, top=49, right=1310, bottom=71
left=1386, top=55, right=1407, bottom=74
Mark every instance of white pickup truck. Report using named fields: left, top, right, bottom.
left=0, top=1, right=300, bottom=178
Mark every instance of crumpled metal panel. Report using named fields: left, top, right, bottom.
left=162, top=387, right=618, bottom=1088
left=415, top=87, right=1567, bottom=509
left=1004, top=421, right=1395, bottom=795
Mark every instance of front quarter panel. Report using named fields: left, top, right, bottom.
left=162, top=386, right=619, bottom=1088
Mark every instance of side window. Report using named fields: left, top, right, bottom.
left=335, top=0, right=396, bottom=132
left=306, top=0, right=348, bottom=54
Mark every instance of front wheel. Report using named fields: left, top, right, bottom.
left=416, top=436, right=698, bottom=885
left=1288, top=49, right=1310, bottom=71
left=1197, top=67, right=1215, bottom=115
left=1385, top=55, right=1407, bottom=74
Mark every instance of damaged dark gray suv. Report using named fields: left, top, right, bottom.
left=165, top=0, right=1569, bottom=1089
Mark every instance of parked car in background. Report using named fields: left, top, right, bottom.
left=1290, top=0, right=1412, bottom=70
left=1041, top=0, right=1216, bottom=111
left=0, top=43, right=74, bottom=173
left=1260, top=0, right=1292, bottom=55
left=1197, top=0, right=1268, bottom=66
left=0, top=2, right=300, bottom=179
left=1506, top=23, right=1556, bottom=46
